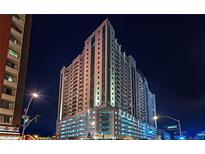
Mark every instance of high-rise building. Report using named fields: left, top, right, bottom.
left=136, top=70, right=148, bottom=124
left=135, top=70, right=157, bottom=139
left=0, top=14, right=32, bottom=139
left=147, top=90, right=156, bottom=127
left=57, top=19, right=157, bottom=140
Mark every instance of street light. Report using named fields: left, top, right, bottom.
left=153, top=116, right=158, bottom=120
left=153, top=115, right=182, bottom=136
left=32, top=93, right=38, bottom=98
left=21, top=92, right=39, bottom=139
left=152, top=115, right=158, bottom=130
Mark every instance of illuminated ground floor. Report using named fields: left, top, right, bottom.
left=56, top=105, right=156, bottom=140
left=0, top=126, right=20, bottom=140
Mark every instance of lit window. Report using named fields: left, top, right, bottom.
left=4, top=73, right=16, bottom=82
left=8, top=49, right=20, bottom=58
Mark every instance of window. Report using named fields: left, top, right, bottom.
left=2, top=87, right=15, bottom=96
left=9, top=36, right=21, bottom=45
left=8, top=49, right=20, bottom=58
left=0, top=114, right=12, bottom=124
left=0, top=100, right=14, bottom=110
left=6, top=60, right=18, bottom=69
left=4, top=73, right=16, bottom=82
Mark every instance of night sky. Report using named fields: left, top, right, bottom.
left=24, top=15, right=205, bottom=137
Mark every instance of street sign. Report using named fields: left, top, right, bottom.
left=165, top=125, right=178, bottom=129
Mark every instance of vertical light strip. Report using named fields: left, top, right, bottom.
left=90, top=36, right=95, bottom=108
left=101, top=26, right=106, bottom=105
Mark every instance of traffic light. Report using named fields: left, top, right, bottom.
left=35, top=115, right=40, bottom=123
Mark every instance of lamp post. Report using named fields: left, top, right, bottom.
left=153, top=115, right=182, bottom=136
left=102, top=131, right=105, bottom=140
left=153, top=115, right=158, bottom=130
left=21, top=93, right=39, bottom=139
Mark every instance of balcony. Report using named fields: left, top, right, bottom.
left=5, top=66, right=18, bottom=76
left=9, top=40, right=21, bottom=53
left=17, top=14, right=25, bottom=21
left=0, top=121, right=12, bottom=126
left=7, top=52, right=20, bottom=64
left=0, top=108, right=14, bottom=116
left=11, top=27, right=23, bottom=40
left=3, top=79, right=17, bottom=89
left=12, top=15, right=24, bottom=29
left=1, top=93, right=15, bottom=103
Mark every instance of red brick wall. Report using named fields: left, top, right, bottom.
left=0, top=15, right=12, bottom=97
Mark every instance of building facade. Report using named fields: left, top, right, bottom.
left=57, top=19, right=157, bottom=140
left=0, top=14, right=32, bottom=137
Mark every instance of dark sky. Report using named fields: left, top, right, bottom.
left=24, top=15, right=205, bottom=137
